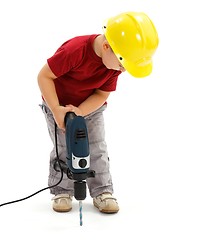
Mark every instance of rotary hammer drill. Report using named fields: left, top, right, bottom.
left=54, top=112, right=95, bottom=201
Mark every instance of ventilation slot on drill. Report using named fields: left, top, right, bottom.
left=76, top=129, right=86, bottom=139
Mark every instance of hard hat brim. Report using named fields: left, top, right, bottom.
left=124, top=61, right=153, bottom=78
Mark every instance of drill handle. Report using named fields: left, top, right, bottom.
left=64, top=112, right=77, bottom=125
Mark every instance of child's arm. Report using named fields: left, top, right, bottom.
left=37, top=63, right=59, bottom=110
left=38, top=63, right=111, bottom=128
left=67, top=89, right=110, bottom=116
left=37, top=63, right=72, bottom=130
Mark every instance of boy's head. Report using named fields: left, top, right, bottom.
left=99, top=35, right=126, bottom=72
left=102, top=12, right=159, bottom=77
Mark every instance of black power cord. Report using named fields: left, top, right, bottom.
left=0, top=122, right=64, bottom=207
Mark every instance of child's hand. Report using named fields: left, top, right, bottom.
left=52, top=105, right=73, bottom=130
left=65, top=104, right=83, bottom=116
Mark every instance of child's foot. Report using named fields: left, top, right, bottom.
left=52, top=194, right=72, bottom=212
left=93, top=193, right=119, bottom=213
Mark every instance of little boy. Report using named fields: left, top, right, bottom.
left=37, top=12, right=159, bottom=213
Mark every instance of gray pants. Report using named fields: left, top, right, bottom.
left=40, top=103, right=114, bottom=198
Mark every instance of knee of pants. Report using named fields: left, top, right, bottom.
left=89, top=141, right=110, bottom=173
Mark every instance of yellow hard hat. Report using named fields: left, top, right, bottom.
left=103, top=12, right=159, bottom=77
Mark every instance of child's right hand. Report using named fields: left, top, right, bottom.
left=52, top=105, right=73, bottom=131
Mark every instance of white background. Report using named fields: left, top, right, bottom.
left=0, top=0, right=197, bottom=239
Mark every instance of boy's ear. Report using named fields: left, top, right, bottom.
left=102, top=40, right=111, bottom=51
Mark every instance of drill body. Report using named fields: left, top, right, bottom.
left=55, top=112, right=95, bottom=201
left=65, top=112, right=90, bottom=174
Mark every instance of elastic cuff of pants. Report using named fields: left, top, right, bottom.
left=90, top=189, right=113, bottom=198
left=50, top=188, right=74, bottom=196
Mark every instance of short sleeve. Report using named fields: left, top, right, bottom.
left=47, top=48, right=72, bottom=77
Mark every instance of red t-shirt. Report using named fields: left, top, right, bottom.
left=47, top=34, right=121, bottom=106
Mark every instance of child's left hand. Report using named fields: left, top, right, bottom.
left=65, top=104, right=83, bottom=116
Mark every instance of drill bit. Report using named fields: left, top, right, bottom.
left=79, top=200, right=83, bottom=226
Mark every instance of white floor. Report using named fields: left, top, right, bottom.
left=1, top=146, right=197, bottom=240
left=1, top=184, right=197, bottom=239
left=0, top=1, right=198, bottom=239
left=1, top=192, right=145, bottom=239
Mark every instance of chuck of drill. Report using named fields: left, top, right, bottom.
left=74, top=181, right=86, bottom=200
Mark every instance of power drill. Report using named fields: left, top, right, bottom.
left=64, top=112, right=95, bottom=200
left=54, top=112, right=95, bottom=200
